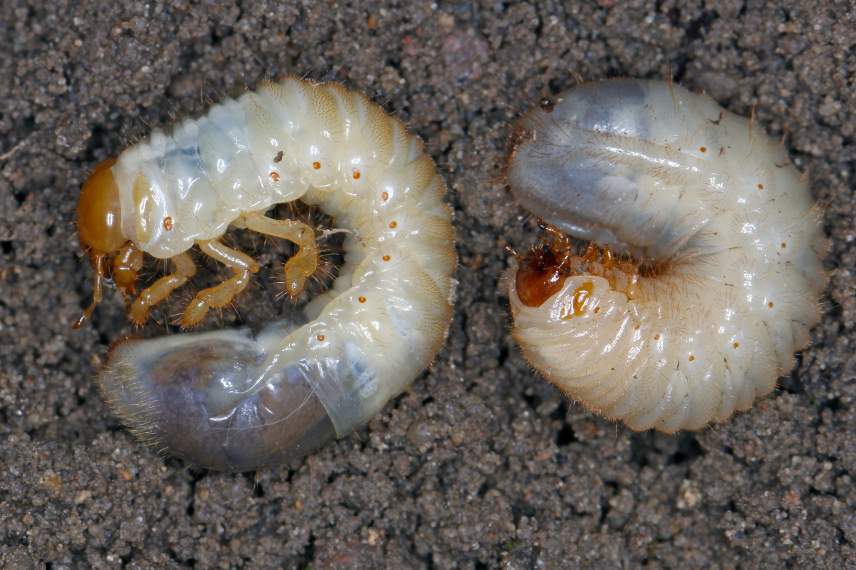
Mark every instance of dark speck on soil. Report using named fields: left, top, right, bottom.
left=1, top=1, right=854, bottom=568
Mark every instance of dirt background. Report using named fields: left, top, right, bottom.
left=1, top=1, right=854, bottom=568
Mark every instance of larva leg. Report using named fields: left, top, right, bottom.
left=242, top=212, right=319, bottom=299
left=112, top=242, right=144, bottom=297
left=129, top=252, right=197, bottom=326
left=180, top=240, right=260, bottom=328
left=73, top=254, right=107, bottom=329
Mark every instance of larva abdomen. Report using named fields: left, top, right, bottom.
left=508, top=79, right=827, bottom=433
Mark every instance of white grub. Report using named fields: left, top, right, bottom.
left=507, top=79, right=827, bottom=433
left=90, top=78, right=456, bottom=471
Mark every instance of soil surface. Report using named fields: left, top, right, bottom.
left=1, top=2, right=854, bottom=568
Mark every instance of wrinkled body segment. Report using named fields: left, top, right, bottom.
left=507, top=79, right=827, bottom=432
left=88, top=79, right=456, bottom=471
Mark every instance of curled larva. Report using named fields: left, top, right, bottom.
left=77, top=78, right=456, bottom=471
left=506, top=78, right=827, bottom=433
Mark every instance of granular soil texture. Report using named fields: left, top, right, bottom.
left=1, top=2, right=854, bottom=568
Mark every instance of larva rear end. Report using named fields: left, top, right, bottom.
left=99, top=329, right=336, bottom=472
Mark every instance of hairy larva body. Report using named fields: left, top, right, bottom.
left=78, top=78, right=456, bottom=471
left=507, top=79, right=827, bottom=433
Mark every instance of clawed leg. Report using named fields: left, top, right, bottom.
left=73, top=253, right=107, bottom=329
left=129, top=252, right=197, bottom=326
left=180, top=240, right=260, bottom=328
left=113, top=242, right=144, bottom=298
left=242, top=211, right=319, bottom=299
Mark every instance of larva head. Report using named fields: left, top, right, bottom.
left=77, top=158, right=126, bottom=256
left=513, top=225, right=642, bottom=308
left=515, top=243, right=570, bottom=307
left=74, top=158, right=133, bottom=328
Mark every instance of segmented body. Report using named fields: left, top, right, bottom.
left=96, top=78, right=456, bottom=471
left=507, top=79, right=827, bottom=432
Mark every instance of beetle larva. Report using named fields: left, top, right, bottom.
left=77, top=78, right=456, bottom=471
left=506, top=78, right=827, bottom=433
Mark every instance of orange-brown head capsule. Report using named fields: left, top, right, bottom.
left=515, top=245, right=569, bottom=307
left=74, top=158, right=133, bottom=328
left=77, top=158, right=125, bottom=255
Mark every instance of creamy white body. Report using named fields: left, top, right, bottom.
left=508, top=79, right=827, bottom=432
left=98, top=79, right=456, bottom=471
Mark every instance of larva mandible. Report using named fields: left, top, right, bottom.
left=76, top=78, right=457, bottom=471
left=506, top=78, right=828, bottom=433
